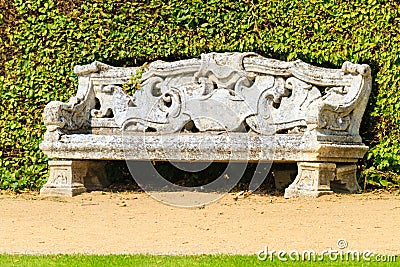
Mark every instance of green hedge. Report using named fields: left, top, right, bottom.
left=1, top=0, right=399, bottom=191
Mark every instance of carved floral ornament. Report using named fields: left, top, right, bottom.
left=43, top=52, right=371, bottom=139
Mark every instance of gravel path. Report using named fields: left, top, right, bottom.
left=0, top=191, right=399, bottom=255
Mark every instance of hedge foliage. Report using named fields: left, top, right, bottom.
left=1, top=0, right=399, bottom=191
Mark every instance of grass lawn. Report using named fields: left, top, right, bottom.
left=0, top=254, right=397, bottom=266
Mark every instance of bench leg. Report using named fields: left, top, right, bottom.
left=284, top=162, right=360, bottom=198
left=40, top=160, right=109, bottom=196
left=330, top=164, right=360, bottom=193
left=284, top=162, right=335, bottom=198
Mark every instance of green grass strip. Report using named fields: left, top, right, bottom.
left=0, top=254, right=397, bottom=267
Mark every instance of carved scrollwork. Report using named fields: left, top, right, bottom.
left=91, top=85, right=133, bottom=118
left=43, top=79, right=95, bottom=140
left=42, top=53, right=371, bottom=139
left=318, top=111, right=351, bottom=131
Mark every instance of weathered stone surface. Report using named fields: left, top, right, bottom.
left=284, top=162, right=335, bottom=198
left=284, top=163, right=361, bottom=198
left=331, top=164, right=360, bottom=193
left=39, top=52, right=372, bottom=197
left=40, top=160, right=110, bottom=196
left=40, top=133, right=368, bottom=162
left=40, top=161, right=86, bottom=197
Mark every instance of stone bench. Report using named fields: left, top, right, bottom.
left=39, top=52, right=371, bottom=198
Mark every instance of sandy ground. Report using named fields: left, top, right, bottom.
left=0, top=190, right=399, bottom=256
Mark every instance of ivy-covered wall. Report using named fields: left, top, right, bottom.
left=1, top=0, right=399, bottom=191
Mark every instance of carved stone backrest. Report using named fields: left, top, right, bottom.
left=43, top=53, right=371, bottom=142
